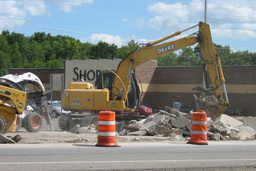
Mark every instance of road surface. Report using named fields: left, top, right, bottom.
left=0, top=141, right=256, bottom=170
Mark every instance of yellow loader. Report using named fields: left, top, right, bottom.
left=0, top=85, right=26, bottom=134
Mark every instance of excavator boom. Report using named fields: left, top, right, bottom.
left=111, top=22, right=229, bottom=115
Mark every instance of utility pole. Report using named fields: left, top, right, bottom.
left=202, top=0, right=208, bottom=90
left=204, top=0, right=207, bottom=23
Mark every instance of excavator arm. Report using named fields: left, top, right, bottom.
left=198, top=22, right=229, bottom=116
left=111, top=22, right=229, bottom=116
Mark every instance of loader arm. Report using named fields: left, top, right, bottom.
left=111, top=22, right=229, bottom=115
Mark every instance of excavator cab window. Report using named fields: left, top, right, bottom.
left=95, top=70, right=114, bottom=90
left=95, top=70, right=140, bottom=109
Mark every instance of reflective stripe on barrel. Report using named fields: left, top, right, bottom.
left=98, top=132, right=116, bottom=136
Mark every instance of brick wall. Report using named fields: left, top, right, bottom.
left=135, top=63, right=256, bottom=116
left=8, top=64, right=256, bottom=116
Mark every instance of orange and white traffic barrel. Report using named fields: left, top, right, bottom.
left=188, top=110, right=208, bottom=145
left=96, top=109, right=119, bottom=147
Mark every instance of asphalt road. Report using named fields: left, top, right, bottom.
left=0, top=141, right=256, bottom=171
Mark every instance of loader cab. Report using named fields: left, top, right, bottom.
left=95, top=70, right=140, bottom=109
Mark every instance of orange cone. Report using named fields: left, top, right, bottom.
left=96, top=109, right=119, bottom=147
left=188, top=110, right=208, bottom=145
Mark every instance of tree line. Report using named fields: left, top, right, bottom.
left=0, top=30, right=255, bottom=76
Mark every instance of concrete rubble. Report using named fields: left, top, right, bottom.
left=115, top=107, right=256, bottom=141
left=54, top=105, right=256, bottom=142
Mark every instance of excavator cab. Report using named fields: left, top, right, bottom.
left=95, top=70, right=140, bottom=109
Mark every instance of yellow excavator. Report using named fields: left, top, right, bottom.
left=62, top=22, right=229, bottom=130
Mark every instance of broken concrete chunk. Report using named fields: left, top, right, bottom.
left=164, top=106, right=177, bottom=115
left=171, top=117, right=190, bottom=129
left=207, top=131, right=214, bottom=140
left=124, top=122, right=145, bottom=132
left=223, top=125, right=232, bottom=135
left=70, top=124, right=80, bottom=134
left=127, top=130, right=147, bottom=136
left=174, top=135, right=185, bottom=141
left=230, top=130, right=240, bottom=140
left=78, top=127, right=97, bottom=134
left=143, top=121, right=155, bottom=130
left=164, top=106, right=188, bottom=117
left=236, top=117, right=246, bottom=124
left=145, top=122, right=157, bottom=136
left=128, top=120, right=138, bottom=124
left=151, top=114, right=166, bottom=125
left=237, top=126, right=256, bottom=140
left=137, top=118, right=147, bottom=124
left=209, top=121, right=227, bottom=135
left=217, top=114, right=244, bottom=128
left=154, top=124, right=172, bottom=136
left=142, top=114, right=156, bottom=124
left=212, top=133, right=221, bottom=141
left=159, top=110, right=176, bottom=118
left=169, top=128, right=182, bottom=135
left=220, top=135, right=230, bottom=141
left=119, top=129, right=127, bottom=136
left=207, top=132, right=221, bottom=141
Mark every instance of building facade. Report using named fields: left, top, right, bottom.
left=8, top=62, right=256, bottom=116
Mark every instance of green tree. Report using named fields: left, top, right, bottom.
left=0, top=29, right=255, bottom=75
left=80, top=43, right=93, bottom=59
left=89, top=41, right=118, bottom=59
left=0, top=51, right=9, bottom=75
left=157, top=53, right=178, bottom=66
left=126, top=40, right=139, bottom=51
left=10, top=43, right=23, bottom=68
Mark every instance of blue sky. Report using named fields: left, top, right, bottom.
left=1, top=0, right=256, bottom=52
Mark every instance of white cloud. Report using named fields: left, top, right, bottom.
left=0, top=1, right=26, bottom=29
left=0, top=0, right=94, bottom=29
left=89, top=34, right=124, bottom=47
left=24, top=0, right=47, bottom=16
left=143, top=0, right=256, bottom=39
left=89, top=34, right=150, bottom=47
left=122, top=17, right=128, bottom=23
left=44, top=0, right=94, bottom=13
left=145, top=0, right=203, bottom=31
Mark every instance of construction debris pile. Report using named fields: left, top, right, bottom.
left=117, top=106, right=256, bottom=141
